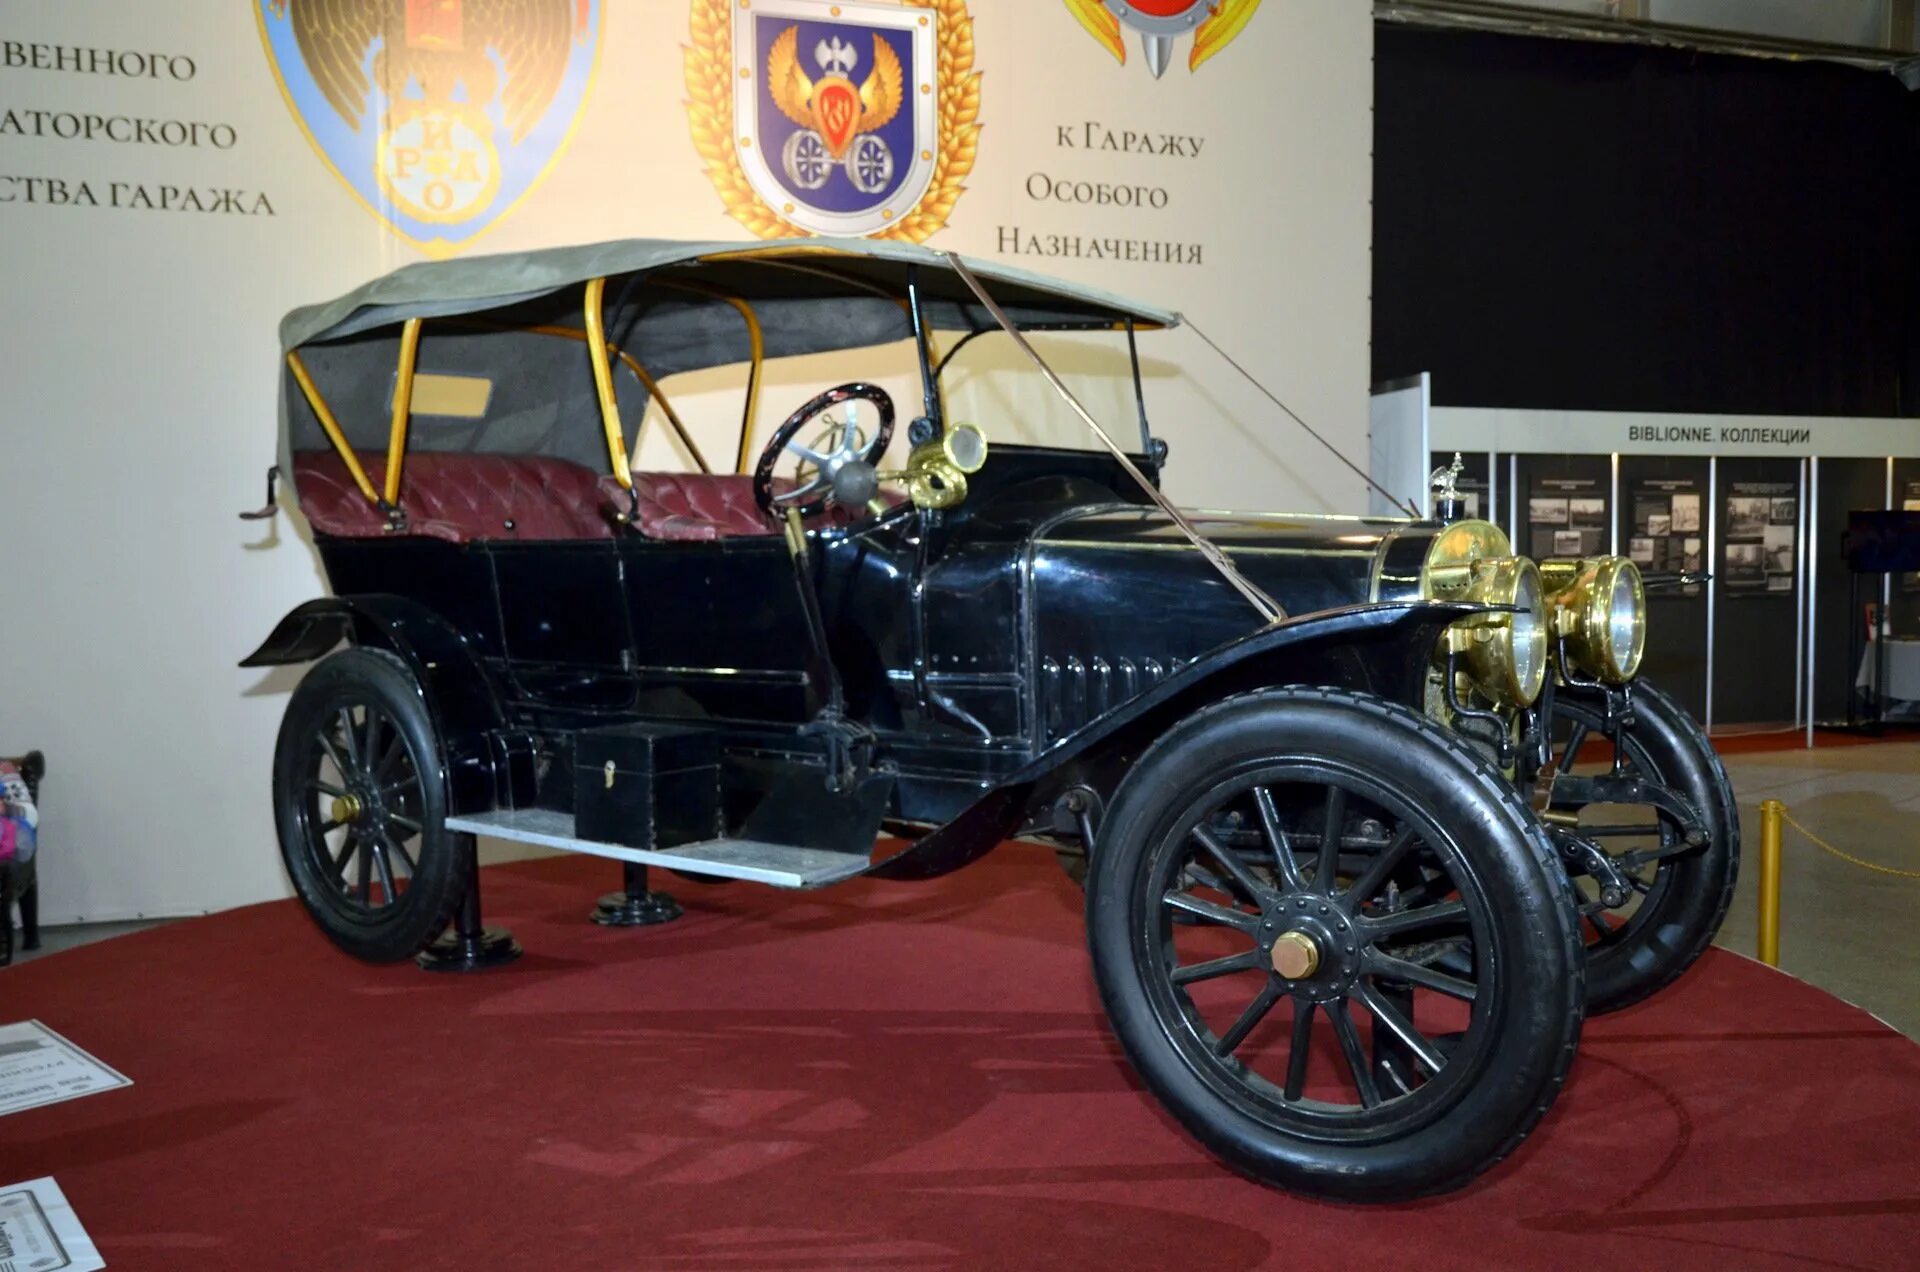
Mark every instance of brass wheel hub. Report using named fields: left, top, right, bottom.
left=1258, top=905, right=1361, bottom=1001
left=1270, top=930, right=1321, bottom=980
left=331, top=793, right=365, bottom=825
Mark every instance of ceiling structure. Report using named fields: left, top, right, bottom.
left=1377, top=0, right=1920, bottom=76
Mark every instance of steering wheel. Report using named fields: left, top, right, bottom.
left=753, top=383, right=896, bottom=521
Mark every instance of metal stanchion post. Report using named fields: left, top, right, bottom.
left=1758, top=800, right=1785, bottom=968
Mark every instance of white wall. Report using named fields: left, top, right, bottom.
left=0, top=1, right=1372, bottom=923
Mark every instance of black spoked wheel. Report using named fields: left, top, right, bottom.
left=273, top=648, right=467, bottom=963
left=1088, top=688, right=1582, bottom=1202
left=1546, top=679, right=1739, bottom=1013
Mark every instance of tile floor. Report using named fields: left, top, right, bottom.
left=1714, top=740, right=1920, bottom=1037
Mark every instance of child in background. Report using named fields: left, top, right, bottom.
left=0, top=759, right=35, bottom=868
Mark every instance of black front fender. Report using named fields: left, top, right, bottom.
left=870, top=600, right=1493, bottom=880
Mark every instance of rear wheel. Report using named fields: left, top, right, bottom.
left=1545, top=679, right=1739, bottom=1013
left=1086, top=687, right=1583, bottom=1202
left=273, top=648, right=467, bottom=962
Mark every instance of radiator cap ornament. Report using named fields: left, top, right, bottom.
left=1430, top=453, right=1466, bottom=524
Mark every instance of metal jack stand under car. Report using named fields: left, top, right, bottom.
left=593, top=863, right=683, bottom=927
left=417, top=836, right=523, bottom=972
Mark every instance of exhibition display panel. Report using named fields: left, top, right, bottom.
left=1427, top=407, right=1920, bottom=736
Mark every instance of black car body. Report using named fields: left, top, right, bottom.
left=245, top=239, right=1735, bottom=1201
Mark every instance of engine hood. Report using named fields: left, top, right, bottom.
left=1033, top=504, right=1442, bottom=612
left=1024, top=505, right=1451, bottom=742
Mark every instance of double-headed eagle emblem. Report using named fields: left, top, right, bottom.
left=1063, top=0, right=1262, bottom=77
left=260, top=0, right=600, bottom=255
left=269, top=0, right=587, bottom=142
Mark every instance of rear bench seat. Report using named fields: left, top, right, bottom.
left=292, top=451, right=839, bottom=543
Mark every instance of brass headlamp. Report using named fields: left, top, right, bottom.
left=1541, top=556, right=1646, bottom=683
left=1422, top=521, right=1549, bottom=708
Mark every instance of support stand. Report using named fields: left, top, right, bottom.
left=417, top=837, right=522, bottom=972
left=591, top=861, right=682, bottom=927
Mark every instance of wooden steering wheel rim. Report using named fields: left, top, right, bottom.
left=751, top=382, right=897, bottom=520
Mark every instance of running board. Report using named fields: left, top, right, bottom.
left=443, top=808, right=872, bottom=889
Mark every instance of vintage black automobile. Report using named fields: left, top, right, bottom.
left=244, top=239, right=1735, bottom=1202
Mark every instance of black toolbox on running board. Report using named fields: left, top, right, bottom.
left=574, top=723, right=721, bottom=850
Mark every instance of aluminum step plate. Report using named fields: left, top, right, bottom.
left=443, top=808, right=872, bottom=889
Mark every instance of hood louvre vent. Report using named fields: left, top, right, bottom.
left=1040, top=653, right=1182, bottom=744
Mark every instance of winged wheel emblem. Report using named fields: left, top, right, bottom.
left=768, top=25, right=904, bottom=195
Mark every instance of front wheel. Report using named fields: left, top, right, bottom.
left=273, top=648, right=468, bottom=962
left=1086, top=687, right=1584, bottom=1203
left=1546, top=679, right=1740, bottom=1013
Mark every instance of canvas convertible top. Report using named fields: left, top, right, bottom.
left=275, top=237, right=1182, bottom=493
left=281, top=237, right=1182, bottom=351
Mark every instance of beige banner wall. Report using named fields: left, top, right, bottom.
left=0, top=1, right=1371, bottom=922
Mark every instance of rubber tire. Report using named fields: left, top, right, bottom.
left=1086, top=686, right=1585, bottom=1203
left=1561, top=679, right=1741, bottom=1015
left=273, top=648, right=468, bottom=963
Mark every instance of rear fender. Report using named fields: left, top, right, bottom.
left=869, top=600, right=1493, bottom=880
left=242, top=595, right=525, bottom=814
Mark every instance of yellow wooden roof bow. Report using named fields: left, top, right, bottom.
left=384, top=318, right=423, bottom=507
left=583, top=277, right=635, bottom=490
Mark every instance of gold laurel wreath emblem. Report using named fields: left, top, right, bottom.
left=685, top=0, right=981, bottom=242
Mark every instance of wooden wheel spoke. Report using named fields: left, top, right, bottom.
left=315, top=731, right=352, bottom=784
left=1365, top=898, right=1467, bottom=940
left=374, top=732, right=405, bottom=781
left=386, top=833, right=418, bottom=875
left=306, top=779, right=348, bottom=799
left=1358, top=983, right=1446, bottom=1075
left=382, top=774, right=421, bottom=800
left=1170, top=949, right=1265, bottom=986
left=387, top=812, right=424, bottom=835
left=1326, top=1000, right=1382, bottom=1108
left=1163, top=891, right=1260, bottom=932
left=1283, top=1002, right=1315, bottom=1100
left=1314, top=786, right=1347, bottom=892
left=1252, top=786, right=1307, bottom=891
left=329, top=835, right=357, bottom=881
left=337, top=707, right=362, bottom=770
left=1366, top=951, right=1478, bottom=1002
left=1344, top=823, right=1417, bottom=908
left=356, top=832, right=373, bottom=904
left=1213, top=982, right=1284, bottom=1057
left=1191, top=825, right=1275, bottom=906
left=362, top=708, right=383, bottom=773
left=369, top=839, right=399, bottom=906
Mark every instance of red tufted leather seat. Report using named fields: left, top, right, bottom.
left=624, top=472, right=781, bottom=541
left=623, top=473, right=874, bottom=541
left=293, top=451, right=862, bottom=544
left=293, top=451, right=615, bottom=543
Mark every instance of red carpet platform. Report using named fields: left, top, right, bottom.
left=6, top=846, right=1920, bottom=1270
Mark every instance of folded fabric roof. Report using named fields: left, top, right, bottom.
left=281, top=236, right=1181, bottom=354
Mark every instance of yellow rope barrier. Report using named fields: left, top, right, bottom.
left=1780, top=809, right=1920, bottom=881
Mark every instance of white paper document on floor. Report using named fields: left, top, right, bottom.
left=0, top=1177, right=105, bottom=1271
left=0, top=1022, right=130, bottom=1117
